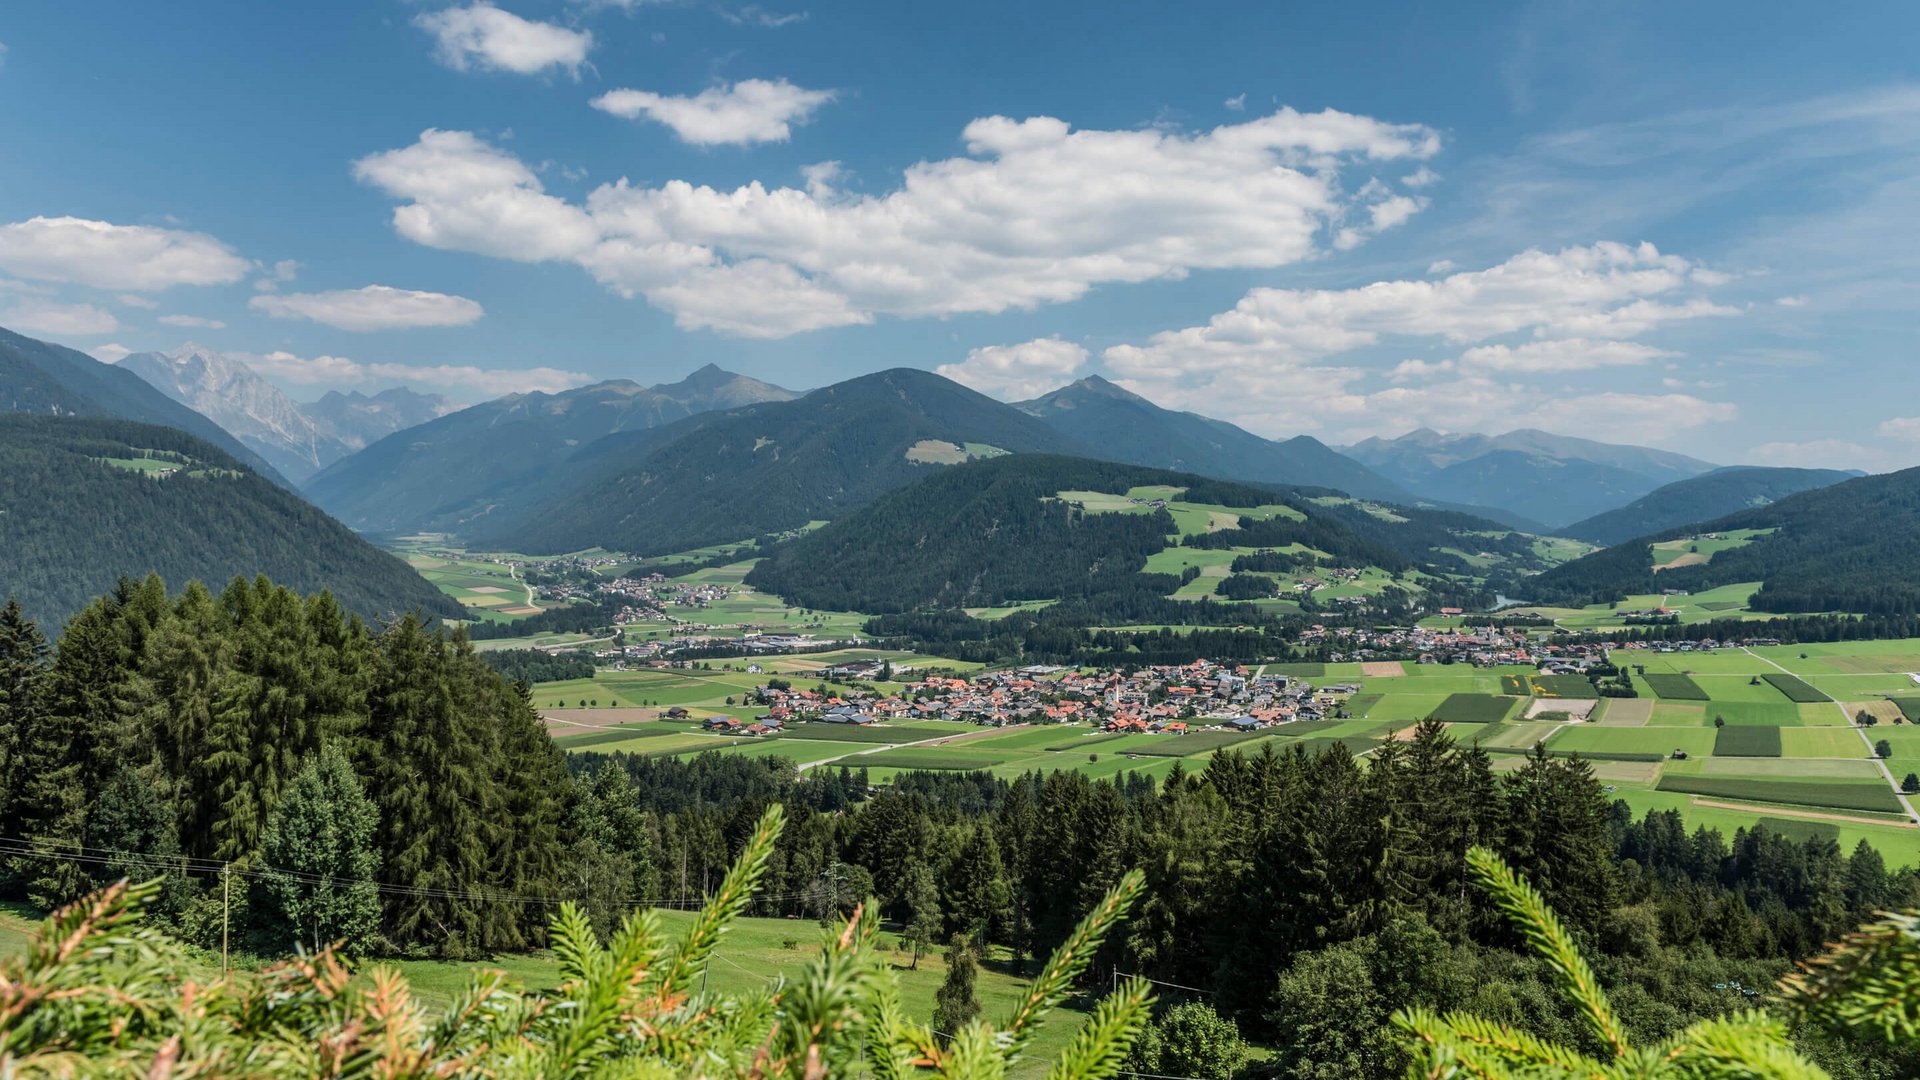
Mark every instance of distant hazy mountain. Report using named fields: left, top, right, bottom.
left=1528, top=467, right=1920, bottom=615
left=119, top=344, right=351, bottom=482
left=1558, top=466, right=1858, bottom=546
left=304, top=387, right=457, bottom=452
left=471, top=368, right=1087, bottom=556
left=119, top=345, right=460, bottom=482
left=1013, top=376, right=1411, bottom=501
left=1342, top=428, right=1719, bottom=527
left=0, top=413, right=459, bottom=625
left=307, top=365, right=797, bottom=532
left=0, top=326, right=288, bottom=485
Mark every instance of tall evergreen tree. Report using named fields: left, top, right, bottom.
left=900, top=860, right=941, bottom=969
left=0, top=598, right=50, bottom=839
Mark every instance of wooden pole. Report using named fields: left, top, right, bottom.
left=221, top=864, right=231, bottom=974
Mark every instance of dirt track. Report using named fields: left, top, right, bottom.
left=1692, top=799, right=1918, bottom=829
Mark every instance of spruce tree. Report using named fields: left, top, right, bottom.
left=900, top=860, right=941, bottom=969
left=0, top=598, right=50, bottom=835
left=259, top=744, right=381, bottom=954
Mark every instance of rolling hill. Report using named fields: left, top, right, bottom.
left=1526, top=466, right=1920, bottom=615
left=1343, top=428, right=1718, bottom=527
left=473, top=368, right=1088, bottom=556
left=1014, top=375, right=1411, bottom=500
left=305, top=364, right=796, bottom=533
left=745, top=453, right=1568, bottom=614
left=0, top=414, right=461, bottom=625
left=1558, top=466, right=1858, bottom=545
left=0, top=326, right=289, bottom=485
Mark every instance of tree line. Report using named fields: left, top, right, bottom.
left=0, top=574, right=569, bottom=958
left=568, top=730, right=1910, bottom=1076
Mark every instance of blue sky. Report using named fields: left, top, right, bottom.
left=0, top=1, right=1915, bottom=468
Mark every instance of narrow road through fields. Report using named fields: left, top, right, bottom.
left=507, top=562, right=536, bottom=607
left=1742, top=647, right=1920, bottom=825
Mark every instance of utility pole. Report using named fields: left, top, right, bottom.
left=221, top=864, right=231, bottom=974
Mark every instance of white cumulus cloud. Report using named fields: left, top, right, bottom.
left=355, top=107, right=1441, bottom=337
left=158, top=314, right=226, bottom=329
left=936, top=337, right=1089, bottom=400
left=591, top=78, right=836, bottom=146
left=415, top=3, right=592, bottom=77
left=0, top=216, right=250, bottom=291
left=1876, top=417, right=1920, bottom=442
left=89, top=343, right=132, bottom=364
left=242, top=349, right=587, bottom=397
left=2, top=300, right=119, bottom=336
left=1094, top=242, right=1741, bottom=443
left=249, top=285, right=485, bottom=331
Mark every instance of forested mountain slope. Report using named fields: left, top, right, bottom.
left=472, top=368, right=1089, bottom=556
left=306, top=365, right=794, bottom=532
left=1015, top=375, right=1412, bottom=500
left=0, top=326, right=288, bottom=485
left=1558, top=465, right=1858, bottom=545
left=0, top=415, right=460, bottom=624
left=1526, top=466, right=1920, bottom=614
left=746, top=454, right=1556, bottom=613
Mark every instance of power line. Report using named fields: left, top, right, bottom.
left=1113, top=969, right=1214, bottom=996
left=0, top=836, right=815, bottom=911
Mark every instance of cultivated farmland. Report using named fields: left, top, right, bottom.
left=1428, top=694, right=1518, bottom=723
left=1713, top=726, right=1783, bottom=757
left=1763, top=673, right=1831, bottom=703
left=1642, top=674, right=1709, bottom=700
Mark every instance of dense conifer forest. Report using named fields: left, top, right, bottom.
left=0, top=415, right=460, bottom=624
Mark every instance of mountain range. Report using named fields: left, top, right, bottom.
left=1557, top=466, right=1858, bottom=546
left=305, top=363, right=798, bottom=533
left=1343, top=428, right=1721, bottom=528
left=0, top=413, right=461, bottom=624
left=1013, top=376, right=1412, bottom=502
left=117, top=344, right=454, bottom=482
left=0, top=327, right=289, bottom=485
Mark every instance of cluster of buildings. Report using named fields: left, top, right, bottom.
left=748, top=660, right=1356, bottom=733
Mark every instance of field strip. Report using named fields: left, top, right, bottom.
left=795, top=725, right=1022, bottom=771
left=1692, top=799, right=1919, bottom=829
left=1745, top=646, right=1920, bottom=825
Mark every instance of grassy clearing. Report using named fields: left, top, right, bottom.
left=1553, top=726, right=1715, bottom=759
left=1713, top=726, right=1783, bottom=757
left=1779, top=727, right=1868, bottom=758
